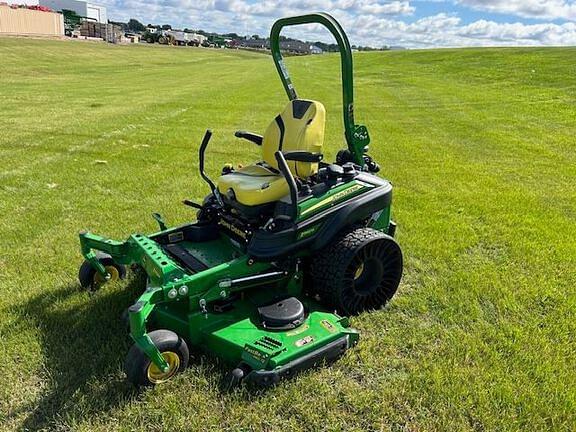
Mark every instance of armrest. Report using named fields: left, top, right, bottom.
left=282, top=151, right=323, bottom=163
left=234, top=130, right=263, bottom=146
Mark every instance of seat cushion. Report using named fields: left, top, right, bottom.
left=217, top=164, right=289, bottom=207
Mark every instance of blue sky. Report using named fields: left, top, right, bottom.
left=99, top=0, right=576, bottom=48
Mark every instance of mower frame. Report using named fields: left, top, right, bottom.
left=78, top=12, right=398, bottom=382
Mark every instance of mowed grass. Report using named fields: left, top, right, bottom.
left=0, top=37, right=575, bottom=431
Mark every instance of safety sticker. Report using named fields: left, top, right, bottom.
left=295, top=335, right=314, bottom=347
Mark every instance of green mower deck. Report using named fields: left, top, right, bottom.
left=153, top=288, right=359, bottom=386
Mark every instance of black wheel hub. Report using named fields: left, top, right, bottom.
left=353, top=257, right=384, bottom=295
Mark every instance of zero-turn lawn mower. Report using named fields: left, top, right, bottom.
left=78, top=12, right=403, bottom=388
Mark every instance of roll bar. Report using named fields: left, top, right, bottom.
left=269, top=12, right=370, bottom=166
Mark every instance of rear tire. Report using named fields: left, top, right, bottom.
left=125, top=329, right=189, bottom=387
left=310, top=227, right=402, bottom=315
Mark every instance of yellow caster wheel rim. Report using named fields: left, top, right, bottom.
left=93, top=265, right=120, bottom=286
left=146, top=351, right=181, bottom=384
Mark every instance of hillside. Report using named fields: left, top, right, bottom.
left=1, top=38, right=575, bottom=431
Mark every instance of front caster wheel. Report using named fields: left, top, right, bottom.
left=78, top=252, right=126, bottom=291
left=124, top=329, right=189, bottom=387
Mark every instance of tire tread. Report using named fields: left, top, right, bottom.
left=310, top=227, right=402, bottom=315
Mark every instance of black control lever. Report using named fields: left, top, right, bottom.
left=198, top=130, right=224, bottom=206
left=274, top=151, right=298, bottom=221
left=283, top=151, right=323, bottom=163
left=199, top=130, right=216, bottom=191
left=182, top=199, right=203, bottom=210
left=235, top=130, right=263, bottom=146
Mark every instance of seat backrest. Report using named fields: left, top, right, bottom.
left=262, top=99, right=325, bottom=178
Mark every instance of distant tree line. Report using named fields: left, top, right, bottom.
left=311, top=41, right=389, bottom=52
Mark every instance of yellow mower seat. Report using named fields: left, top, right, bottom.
left=217, top=99, right=325, bottom=207
left=217, top=165, right=290, bottom=207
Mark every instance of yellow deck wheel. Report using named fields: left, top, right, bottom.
left=146, top=351, right=181, bottom=384
left=92, top=265, right=120, bottom=286
left=78, top=255, right=127, bottom=291
left=125, top=329, right=189, bottom=387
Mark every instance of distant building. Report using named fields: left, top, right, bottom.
left=279, top=40, right=309, bottom=53
left=240, top=38, right=268, bottom=49
left=21, top=0, right=107, bottom=23
left=310, top=45, right=323, bottom=54
left=0, top=4, right=64, bottom=36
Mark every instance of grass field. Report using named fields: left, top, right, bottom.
left=0, top=38, right=575, bottom=431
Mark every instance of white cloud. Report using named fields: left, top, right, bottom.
left=455, top=0, right=576, bottom=21
left=335, top=0, right=415, bottom=15
left=334, top=12, right=576, bottom=47
left=457, top=20, right=576, bottom=45
left=212, top=0, right=414, bottom=17
left=101, top=0, right=576, bottom=48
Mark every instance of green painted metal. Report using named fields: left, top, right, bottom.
left=79, top=178, right=376, bottom=372
left=80, top=219, right=361, bottom=372
left=269, top=12, right=370, bottom=165
left=79, top=231, right=186, bottom=285
left=127, top=287, right=169, bottom=371
left=370, top=205, right=392, bottom=232
left=177, top=239, right=238, bottom=268
left=76, top=13, right=393, bottom=378
left=153, top=275, right=359, bottom=371
left=297, top=179, right=373, bottom=221
left=80, top=228, right=281, bottom=370
left=79, top=232, right=130, bottom=277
